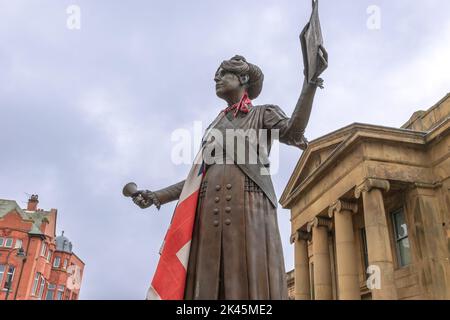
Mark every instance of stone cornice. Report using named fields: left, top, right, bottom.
left=328, top=200, right=358, bottom=218
left=355, top=178, right=390, bottom=199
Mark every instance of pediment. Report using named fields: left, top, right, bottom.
left=280, top=93, right=449, bottom=210
left=280, top=126, right=354, bottom=207
left=279, top=122, right=430, bottom=208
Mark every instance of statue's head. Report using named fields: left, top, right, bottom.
left=214, top=55, right=264, bottom=102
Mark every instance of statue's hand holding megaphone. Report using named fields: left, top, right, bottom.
left=122, top=182, right=161, bottom=210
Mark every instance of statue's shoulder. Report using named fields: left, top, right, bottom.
left=251, top=103, right=281, bottom=111
left=252, top=104, right=286, bottom=116
left=253, top=103, right=277, bottom=108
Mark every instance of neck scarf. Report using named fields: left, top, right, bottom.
left=223, top=92, right=252, bottom=117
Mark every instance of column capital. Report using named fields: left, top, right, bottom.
left=290, top=230, right=311, bottom=244
left=307, top=216, right=332, bottom=233
left=355, top=178, right=390, bottom=199
left=328, top=200, right=358, bottom=218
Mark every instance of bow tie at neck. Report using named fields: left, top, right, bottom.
left=223, top=92, right=252, bottom=118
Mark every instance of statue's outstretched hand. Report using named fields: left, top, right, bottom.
left=311, top=77, right=324, bottom=89
left=132, top=190, right=161, bottom=210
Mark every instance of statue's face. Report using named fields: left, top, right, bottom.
left=214, top=67, right=242, bottom=99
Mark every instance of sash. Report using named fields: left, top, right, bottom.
left=146, top=113, right=224, bottom=300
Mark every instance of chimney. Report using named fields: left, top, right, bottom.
left=27, top=194, right=39, bottom=211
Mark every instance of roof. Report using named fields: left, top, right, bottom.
left=279, top=118, right=449, bottom=209
left=402, top=92, right=450, bottom=131
left=0, top=199, right=54, bottom=236
left=0, top=199, right=26, bottom=219
left=56, top=234, right=73, bottom=253
left=280, top=93, right=450, bottom=209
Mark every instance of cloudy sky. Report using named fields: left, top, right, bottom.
left=1, top=0, right=449, bottom=299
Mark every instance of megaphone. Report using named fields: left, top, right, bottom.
left=122, top=182, right=138, bottom=197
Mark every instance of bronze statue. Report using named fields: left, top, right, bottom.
left=124, top=0, right=327, bottom=300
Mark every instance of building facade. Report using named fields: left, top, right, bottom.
left=0, top=195, right=84, bottom=300
left=283, top=94, right=450, bottom=300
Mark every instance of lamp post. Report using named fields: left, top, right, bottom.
left=4, top=247, right=27, bottom=300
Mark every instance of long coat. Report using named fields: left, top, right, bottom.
left=183, top=104, right=305, bottom=300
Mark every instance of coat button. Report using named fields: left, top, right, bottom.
left=213, top=220, right=219, bottom=227
left=226, top=195, right=232, bottom=201
left=213, top=208, right=219, bottom=215
left=225, top=219, right=231, bottom=225
left=225, top=207, right=231, bottom=213
left=215, top=197, right=220, bottom=203
left=226, top=184, right=232, bottom=190
left=215, top=185, right=221, bottom=191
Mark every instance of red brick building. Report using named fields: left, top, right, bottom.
left=0, top=195, right=84, bottom=300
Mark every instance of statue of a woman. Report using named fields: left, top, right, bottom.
left=128, top=2, right=327, bottom=300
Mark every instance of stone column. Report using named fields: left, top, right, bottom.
left=329, top=200, right=360, bottom=300
left=307, top=217, right=333, bottom=300
left=291, top=230, right=311, bottom=300
left=355, top=178, right=397, bottom=300
left=406, top=183, right=450, bottom=299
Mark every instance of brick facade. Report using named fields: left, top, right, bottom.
left=0, top=196, right=84, bottom=300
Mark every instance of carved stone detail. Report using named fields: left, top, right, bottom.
left=290, top=230, right=311, bottom=244
left=355, top=178, right=390, bottom=199
left=306, top=216, right=332, bottom=233
left=328, top=200, right=358, bottom=218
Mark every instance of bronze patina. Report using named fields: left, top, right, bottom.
left=124, top=0, right=327, bottom=300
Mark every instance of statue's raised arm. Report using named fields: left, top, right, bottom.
left=276, top=0, right=328, bottom=149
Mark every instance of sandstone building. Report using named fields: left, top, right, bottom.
left=283, top=93, right=450, bottom=300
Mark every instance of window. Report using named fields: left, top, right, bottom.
left=15, top=239, right=23, bottom=249
left=47, top=250, right=53, bottom=262
left=53, top=256, right=61, bottom=268
left=45, top=284, right=56, bottom=300
left=0, top=265, right=5, bottom=285
left=392, top=208, right=411, bottom=267
left=38, top=277, right=45, bottom=299
left=0, top=237, right=4, bottom=247
left=5, top=238, right=13, bottom=248
left=31, top=272, right=40, bottom=296
left=3, top=266, right=15, bottom=289
left=40, top=243, right=47, bottom=256
left=56, top=285, right=65, bottom=300
left=63, top=259, right=68, bottom=269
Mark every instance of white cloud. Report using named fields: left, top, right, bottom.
left=385, top=21, right=450, bottom=114
left=1, top=0, right=449, bottom=299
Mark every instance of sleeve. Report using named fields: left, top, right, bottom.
left=263, top=105, right=308, bottom=150
left=153, top=180, right=185, bottom=206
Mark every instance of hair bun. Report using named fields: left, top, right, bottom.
left=220, top=55, right=264, bottom=100
left=231, top=55, right=247, bottom=63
